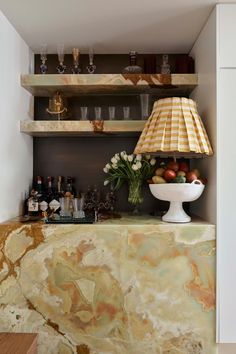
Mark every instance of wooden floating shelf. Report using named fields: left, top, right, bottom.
left=20, top=120, right=146, bottom=137
left=21, top=73, right=198, bottom=96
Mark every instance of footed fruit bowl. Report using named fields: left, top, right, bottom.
left=149, top=180, right=205, bottom=223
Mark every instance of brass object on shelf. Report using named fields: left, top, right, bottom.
left=46, top=91, right=68, bottom=120
left=91, top=120, right=104, bottom=132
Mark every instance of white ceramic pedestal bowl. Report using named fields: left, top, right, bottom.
left=149, top=180, right=205, bottom=223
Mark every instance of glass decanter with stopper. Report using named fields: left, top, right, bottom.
left=123, top=51, right=142, bottom=74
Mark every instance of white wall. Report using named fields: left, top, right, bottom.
left=191, top=3, right=236, bottom=350
left=190, top=7, right=217, bottom=225
left=0, top=10, right=33, bottom=222
left=216, top=3, right=236, bottom=345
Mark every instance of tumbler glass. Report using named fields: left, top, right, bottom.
left=95, top=107, right=102, bottom=120
left=140, top=94, right=150, bottom=120
left=80, top=107, right=88, bottom=120
left=123, top=106, right=130, bottom=120
left=108, top=106, right=116, bottom=120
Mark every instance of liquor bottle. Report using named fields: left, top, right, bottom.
left=46, top=176, right=60, bottom=213
left=65, top=177, right=76, bottom=198
left=27, top=190, right=40, bottom=217
left=56, top=176, right=65, bottom=199
left=27, top=176, right=43, bottom=217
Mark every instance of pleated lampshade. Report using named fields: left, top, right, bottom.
left=134, top=97, right=213, bottom=157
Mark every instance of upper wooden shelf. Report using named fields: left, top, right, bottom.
left=21, top=74, right=198, bottom=96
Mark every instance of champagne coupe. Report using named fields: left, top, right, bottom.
left=40, top=44, right=47, bottom=74
left=57, top=44, right=66, bottom=74
left=71, top=48, right=81, bottom=74
left=87, top=47, right=96, bottom=74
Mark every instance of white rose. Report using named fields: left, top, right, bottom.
left=103, top=167, right=108, bottom=173
left=104, top=180, right=109, bottom=186
left=112, top=164, right=118, bottom=169
left=136, top=154, right=142, bottom=161
left=120, top=151, right=126, bottom=158
left=115, top=153, right=120, bottom=161
left=111, top=157, right=118, bottom=164
left=150, top=158, right=156, bottom=166
left=123, top=154, right=128, bottom=161
left=136, top=161, right=142, bottom=169
left=128, top=154, right=134, bottom=162
left=132, top=164, right=139, bottom=171
left=145, top=154, right=151, bottom=160
left=105, top=163, right=111, bottom=170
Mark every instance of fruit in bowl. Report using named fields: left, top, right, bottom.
left=148, top=160, right=206, bottom=223
left=149, top=160, right=207, bottom=185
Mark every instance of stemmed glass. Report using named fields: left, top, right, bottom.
left=40, top=44, right=47, bottom=74
left=87, top=47, right=96, bottom=74
left=57, top=44, right=66, bottom=74
left=72, top=48, right=81, bottom=74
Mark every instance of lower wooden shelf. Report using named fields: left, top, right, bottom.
left=20, top=120, right=145, bottom=137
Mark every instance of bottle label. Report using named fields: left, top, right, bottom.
left=28, top=198, right=39, bottom=212
left=49, top=199, right=60, bottom=211
left=40, top=201, right=48, bottom=211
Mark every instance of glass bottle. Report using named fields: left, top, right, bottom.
left=123, top=51, right=142, bottom=74
left=28, top=176, right=43, bottom=217
left=65, top=177, right=76, bottom=198
left=161, top=54, right=171, bottom=74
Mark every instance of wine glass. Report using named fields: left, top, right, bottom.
left=57, top=44, right=66, bottom=74
left=40, top=44, right=47, bottom=74
left=72, top=48, right=81, bottom=74
left=87, top=47, right=96, bottom=74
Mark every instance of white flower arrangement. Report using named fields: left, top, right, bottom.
left=103, top=151, right=157, bottom=190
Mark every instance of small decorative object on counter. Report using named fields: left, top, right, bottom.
left=148, top=160, right=207, bottom=223
left=103, top=152, right=156, bottom=213
left=161, top=54, right=171, bottom=74
left=123, top=51, right=142, bottom=74
left=56, top=44, right=66, bottom=74
left=86, top=47, right=96, bottom=74
left=40, top=44, right=47, bottom=74
left=46, top=91, right=68, bottom=120
left=71, top=48, right=81, bottom=74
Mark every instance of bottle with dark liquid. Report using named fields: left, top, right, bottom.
left=27, top=176, right=43, bottom=217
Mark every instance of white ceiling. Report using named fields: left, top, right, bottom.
left=0, top=0, right=234, bottom=54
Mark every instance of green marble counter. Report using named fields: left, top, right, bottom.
left=0, top=215, right=216, bottom=354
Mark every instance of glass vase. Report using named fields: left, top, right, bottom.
left=128, top=179, right=143, bottom=214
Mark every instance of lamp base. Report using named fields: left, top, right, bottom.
left=162, top=201, right=191, bottom=223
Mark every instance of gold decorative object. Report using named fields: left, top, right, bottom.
left=134, top=97, right=213, bottom=157
left=46, top=91, right=68, bottom=120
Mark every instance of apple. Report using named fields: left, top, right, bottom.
left=164, top=169, right=176, bottom=182
left=191, top=168, right=200, bottom=178
left=155, top=167, right=165, bottom=177
left=177, top=171, right=186, bottom=177
left=186, top=171, right=198, bottom=183
left=167, top=160, right=179, bottom=172
left=179, top=162, right=189, bottom=173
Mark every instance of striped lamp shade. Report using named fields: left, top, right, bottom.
left=134, top=97, right=213, bottom=157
